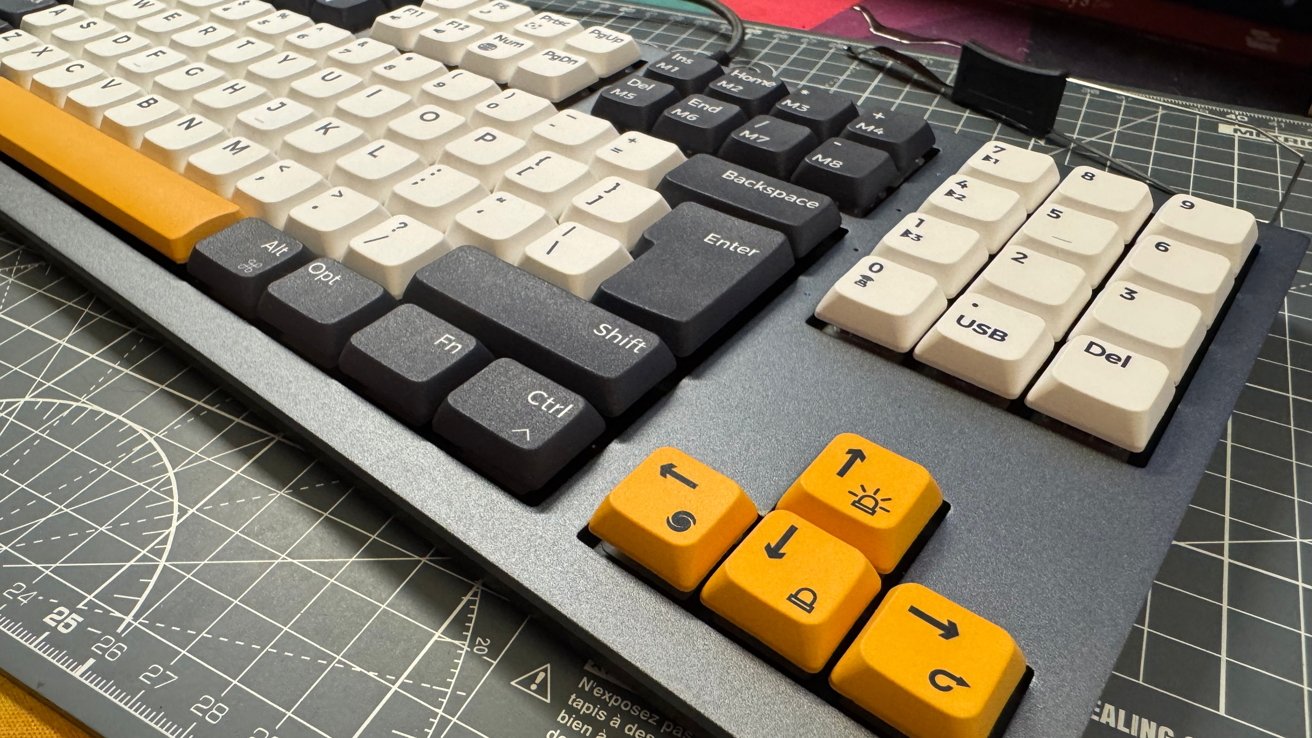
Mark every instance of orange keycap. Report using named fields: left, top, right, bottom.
left=830, top=583, right=1027, bottom=738
left=588, top=447, right=758, bottom=593
left=701, top=510, right=880, bottom=673
left=776, top=432, right=942, bottom=573
left=0, top=78, right=241, bottom=263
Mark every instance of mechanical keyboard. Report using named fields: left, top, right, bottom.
left=0, top=1, right=1306, bottom=736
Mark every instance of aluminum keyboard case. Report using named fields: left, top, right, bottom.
left=0, top=51, right=1305, bottom=738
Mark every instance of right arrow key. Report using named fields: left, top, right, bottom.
left=830, top=583, right=1028, bottom=738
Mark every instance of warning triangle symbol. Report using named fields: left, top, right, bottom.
left=511, top=663, right=551, bottom=703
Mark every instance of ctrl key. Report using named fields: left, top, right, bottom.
left=434, top=359, right=605, bottom=495
left=830, top=583, right=1027, bottom=738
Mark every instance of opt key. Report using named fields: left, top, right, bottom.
left=701, top=510, right=880, bottom=673
left=589, top=447, right=758, bottom=592
left=776, top=433, right=942, bottom=573
left=830, top=583, right=1027, bottom=738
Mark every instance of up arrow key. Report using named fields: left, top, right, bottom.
left=836, top=447, right=865, bottom=477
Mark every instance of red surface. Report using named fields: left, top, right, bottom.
left=727, top=0, right=853, bottom=30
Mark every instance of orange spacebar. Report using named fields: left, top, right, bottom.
left=0, top=78, right=241, bottom=263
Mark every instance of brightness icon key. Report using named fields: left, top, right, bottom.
left=588, top=447, right=757, bottom=593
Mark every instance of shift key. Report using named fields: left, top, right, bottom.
left=404, top=246, right=676, bottom=416
left=657, top=153, right=841, bottom=257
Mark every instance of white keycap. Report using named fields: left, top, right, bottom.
left=205, top=36, right=275, bottom=76
left=183, top=135, right=274, bottom=197
left=919, top=174, right=1025, bottom=254
left=169, top=21, right=235, bottom=55
left=246, top=9, right=309, bottom=45
left=913, top=293, right=1053, bottom=399
left=210, top=0, right=272, bottom=28
left=246, top=49, right=315, bottom=94
left=52, top=18, right=118, bottom=52
left=192, top=79, right=269, bottom=126
left=151, top=62, right=224, bottom=104
left=21, top=5, right=87, bottom=41
left=418, top=68, right=496, bottom=115
left=384, top=104, right=467, bottom=160
left=1111, top=236, right=1233, bottom=326
left=283, top=22, right=351, bottom=61
left=343, top=215, right=449, bottom=297
left=1069, top=281, right=1204, bottom=384
left=459, top=32, right=534, bottom=82
left=1026, top=335, right=1173, bottom=452
left=176, top=0, right=229, bottom=17
left=369, top=51, right=444, bottom=95
left=420, top=0, right=480, bottom=14
left=105, top=0, right=167, bottom=24
left=370, top=5, right=440, bottom=50
left=1140, top=193, right=1258, bottom=277
left=465, top=1, right=531, bottom=32
left=289, top=66, right=362, bottom=115
left=332, top=140, right=424, bottom=201
left=233, top=96, right=314, bottom=149
left=64, top=76, right=140, bottom=125
left=872, top=212, right=987, bottom=298
left=564, top=26, right=640, bottom=76
left=116, top=45, right=186, bottom=88
left=285, top=186, right=391, bottom=259
left=386, top=164, right=488, bottom=230
left=2, top=43, right=70, bottom=89
left=137, top=9, right=199, bottom=44
left=0, top=29, right=39, bottom=57
left=561, top=176, right=669, bottom=251
left=99, top=93, right=178, bottom=146
left=73, top=0, right=120, bottom=17
left=591, top=131, right=684, bottom=188
left=814, top=256, right=946, bottom=353
left=30, top=60, right=104, bottom=107
left=439, top=126, right=526, bottom=188
left=468, top=88, right=554, bottom=138
left=957, top=140, right=1058, bottom=213
left=513, top=12, right=579, bottom=41
left=1045, top=166, right=1152, bottom=243
left=326, top=38, right=399, bottom=74
left=510, top=47, right=597, bottom=102
left=232, top=159, right=328, bottom=228
left=1008, top=204, right=1121, bottom=287
left=282, top=116, right=366, bottom=174
left=970, top=247, right=1090, bottom=339
left=521, top=222, right=631, bottom=299
left=413, top=17, right=484, bottom=66
left=335, top=83, right=413, bottom=137
left=529, top=110, right=615, bottom=163
left=83, top=30, right=148, bottom=67
left=499, top=151, right=594, bottom=217
left=139, top=112, right=225, bottom=171
left=445, top=191, right=555, bottom=265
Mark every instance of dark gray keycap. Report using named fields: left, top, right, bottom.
left=652, top=94, right=747, bottom=155
left=404, top=246, right=675, bottom=417
left=842, top=105, right=936, bottom=172
left=434, top=358, right=604, bottom=495
left=792, top=138, right=898, bottom=214
left=257, top=258, right=396, bottom=369
left=771, top=88, right=859, bottom=140
left=594, top=203, right=793, bottom=356
left=310, top=0, right=383, bottom=30
left=188, top=218, right=313, bottom=320
left=0, top=0, right=54, bottom=26
left=705, top=67, right=788, bottom=116
left=642, top=50, right=722, bottom=96
left=718, top=115, right=817, bottom=179
left=657, top=154, right=842, bottom=258
left=592, top=74, right=680, bottom=133
left=339, top=304, right=491, bottom=427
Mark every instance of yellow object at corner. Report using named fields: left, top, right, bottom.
left=588, top=447, right=758, bottom=592
left=829, top=583, right=1027, bottom=738
left=0, top=671, right=90, bottom=738
left=777, top=432, right=942, bottom=573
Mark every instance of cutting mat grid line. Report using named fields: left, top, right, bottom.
left=0, top=3, right=1309, bottom=737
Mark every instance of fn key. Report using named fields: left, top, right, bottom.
left=435, top=359, right=605, bottom=495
